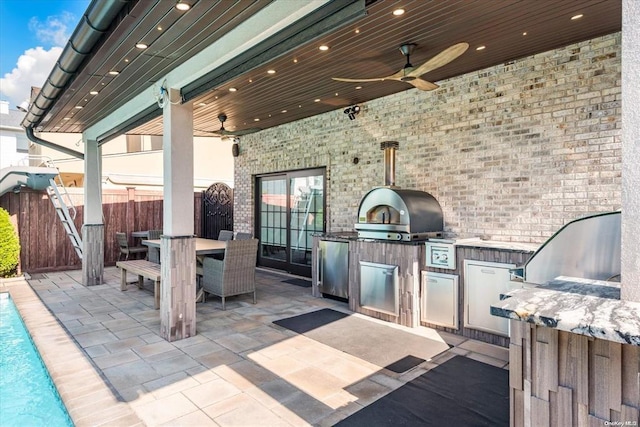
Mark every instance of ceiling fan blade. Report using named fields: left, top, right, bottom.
left=332, top=76, right=389, bottom=83
left=228, top=128, right=261, bottom=136
left=409, top=78, right=439, bottom=91
left=408, top=42, right=469, bottom=78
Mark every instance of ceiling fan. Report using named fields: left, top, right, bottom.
left=196, top=114, right=261, bottom=137
left=332, top=42, right=469, bottom=91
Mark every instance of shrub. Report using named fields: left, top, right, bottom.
left=0, top=207, right=20, bottom=277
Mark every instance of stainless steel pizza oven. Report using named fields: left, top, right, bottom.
left=354, top=141, right=444, bottom=241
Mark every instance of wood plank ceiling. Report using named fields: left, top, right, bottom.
left=39, top=0, right=622, bottom=139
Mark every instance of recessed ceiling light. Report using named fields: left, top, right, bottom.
left=198, top=102, right=206, bottom=106
left=74, top=105, right=83, bottom=109
left=319, top=45, right=329, bottom=51
left=124, top=59, right=129, bottom=63
left=522, top=32, right=527, bottom=36
left=267, top=69, right=276, bottom=74
left=314, top=99, right=320, bottom=102
left=355, top=86, right=362, bottom=90
left=281, top=110, right=287, bottom=113
left=335, top=93, right=339, bottom=96
left=157, top=26, right=163, bottom=31
left=476, top=45, right=486, bottom=51
left=108, top=70, right=119, bottom=75
left=571, top=14, right=584, bottom=20
left=175, top=1, right=190, bottom=11
left=355, top=28, right=360, bottom=34
left=249, top=79, right=253, bottom=83
left=254, top=118, right=260, bottom=122
left=293, top=58, right=298, bottom=63
left=392, top=8, right=405, bottom=16
left=228, top=87, right=237, bottom=92
left=135, top=42, right=148, bottom=49
left=89, top=90, right=99, bottom=95
left=63, top=117, right=70, bottom=120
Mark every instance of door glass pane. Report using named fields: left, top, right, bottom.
left=289, top=175, right=324, bottom=267
left=260, top=177, right=287, bottom=262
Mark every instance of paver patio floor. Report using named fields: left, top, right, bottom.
left=4, top=267, right=509, bottom=426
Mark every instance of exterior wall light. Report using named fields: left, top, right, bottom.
left=344, top=105, right=361, bottom=120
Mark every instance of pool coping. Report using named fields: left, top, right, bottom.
left=1, top=278, right=144, bottom=427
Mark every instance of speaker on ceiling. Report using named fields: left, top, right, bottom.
left=232, top=142, right=239, bottom=157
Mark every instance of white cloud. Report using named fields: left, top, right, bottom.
left=29, top=12, right=75, bottom=47
left=0, top=11, right=76, bottom=108
left=0, top=46, right=63, bottom=107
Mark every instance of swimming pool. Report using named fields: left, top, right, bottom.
left=0, top=293, right=74, bottom=427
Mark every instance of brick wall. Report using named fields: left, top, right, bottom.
left=235, top=33, right=621, bottom=244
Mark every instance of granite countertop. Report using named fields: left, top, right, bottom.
left=454, top=238, right=539, bottom=252
left=491, top=276, right=640, bottom=346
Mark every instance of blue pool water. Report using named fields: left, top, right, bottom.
left=0, top=293, right=74, bottom=426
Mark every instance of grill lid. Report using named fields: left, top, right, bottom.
left=511, top=211, right=621, bottom=284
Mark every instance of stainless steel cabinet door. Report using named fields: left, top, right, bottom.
left=318, top=240, right=349, bottom=298
left=359, top=261, right=399, bottom=315
left=421, top=271, right=458, bottom=329
left=464, top=260, right=515, bottom=336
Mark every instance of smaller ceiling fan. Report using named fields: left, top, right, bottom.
left=332, top=42, right=469, bottom=91
left=196, top=114, right=261, bottom=137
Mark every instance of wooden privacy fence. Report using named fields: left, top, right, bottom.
left=0, top=188, right=202, bottom=273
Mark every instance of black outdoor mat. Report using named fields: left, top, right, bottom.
left=273, top=309, right=449, bottom=373
left=281, top=278, right=312, bottom=288
left=384, top=355, right=427, bottom=374
left=336, top=356, right=510, bottom=427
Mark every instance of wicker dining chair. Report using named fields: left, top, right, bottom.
left=234, top=232, right=252, bottom=240
left=201, top=238, right=258, bottom=310
left=218, top=230, right=234, bottom=241
left=147, top=230, right=163, bottom=263
left=115, top=232, right=148, bottom=261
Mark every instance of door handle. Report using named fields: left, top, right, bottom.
left=317, top=247, right=323, bottom=285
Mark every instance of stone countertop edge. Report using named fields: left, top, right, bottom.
left=315, top=234, right=540, bottom=251
left=453, top=237, right=539, bottom=252
left=491, top=276, right=640, bottom=346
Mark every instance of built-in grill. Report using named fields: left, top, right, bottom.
left=510, top=211, right=621, bottom=285
left=354, top=141, right=444, bottom=241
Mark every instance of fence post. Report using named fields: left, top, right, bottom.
left=126, top=187, right=135, bottom=243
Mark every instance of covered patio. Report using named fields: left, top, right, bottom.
left=5, top=267, right=508, bottom=426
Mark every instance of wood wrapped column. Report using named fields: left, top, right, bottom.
left=160, top=87, right=195, bottom=341
left=159, top=235, right=196, bottom=341
left=81, top=224, right=103, bottom=286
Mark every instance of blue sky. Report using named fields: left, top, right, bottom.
left=0, top=0, right=90, bottom=108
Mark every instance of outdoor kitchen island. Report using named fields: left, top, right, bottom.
left=311, top=234, right=537, bottom=347
left=490, top=277, right=640, bottom=425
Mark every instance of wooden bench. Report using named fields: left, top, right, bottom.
left=116, top=260, right=161, bottom=309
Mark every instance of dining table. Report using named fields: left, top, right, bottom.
left=142, top=237, right=225, bottom=303
left=141, top=237, right=226, bottom=255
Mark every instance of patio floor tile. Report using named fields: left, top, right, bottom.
left=6, top=266, right=512, bottom=426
